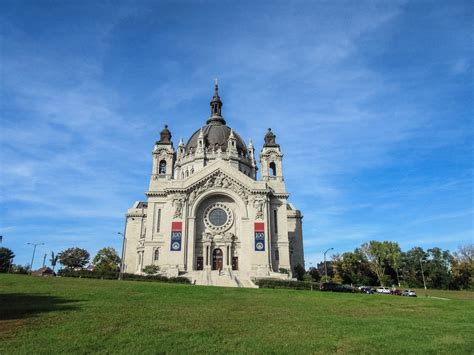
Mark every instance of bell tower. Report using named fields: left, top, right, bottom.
left=152, top=125, right=175, bottom=181
left=259, top=128, right=284, bottom=182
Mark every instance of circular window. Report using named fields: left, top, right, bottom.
left=209, top=208, right=227, bottom=226
left=204, top=203, right=233, bottom=232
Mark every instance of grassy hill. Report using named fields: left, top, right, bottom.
left=1, top=274, right=472, bottom=354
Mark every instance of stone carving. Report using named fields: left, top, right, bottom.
left=202, top=230, right=214, bottom=242
left=185, top=171, right=250, bottom=206
left=172, top=195, right=186, bottom=219
left=253, top=199, right=265, bottom=220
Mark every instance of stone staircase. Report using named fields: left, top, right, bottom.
left=183, top=269, right=258, bottom=288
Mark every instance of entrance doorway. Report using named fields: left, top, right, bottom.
left=212, top=248, right=223, bottom=271
left=196, top=256, right=203, bottom=270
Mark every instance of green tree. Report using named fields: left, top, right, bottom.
left=360, top=241, right=395, bottom=286
left=92, top=247, right=121, bottom=272
left=400, top=247, right=427, bottom=288
left=425, top=247, right=453, bottom=289
left=293, top=264, right=306, bottom=281
left=334, top=249, right=377, bottom=286
left=308, top=267, right=321, bottom=282
left=0, top=247, right=15, bottom=273
left=58, top=247, right=90, bottom=270
left=386, top=242, right=402, bottom=286
left=451, top=244, right=473, bottom=289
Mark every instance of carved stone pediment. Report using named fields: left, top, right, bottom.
left=186, top=170, right=251, bottom=205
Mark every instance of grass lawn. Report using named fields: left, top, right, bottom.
left=1, top=274, right=473, bottom=354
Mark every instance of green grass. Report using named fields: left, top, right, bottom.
left=1, top=274, right=473, bottom=354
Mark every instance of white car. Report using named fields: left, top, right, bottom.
left=376, top=287, right=391, bottom=294
left=402, top=289, right=417, bottom=297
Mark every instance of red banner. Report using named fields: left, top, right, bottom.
left=254, top=222, right=265, bottom=232
left=172, top=221, right=182, bottom=232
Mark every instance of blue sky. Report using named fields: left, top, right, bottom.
left=1, top=0, right=472, bottom=269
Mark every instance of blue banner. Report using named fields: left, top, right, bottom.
left=255, top=232, right=265, bottom=251
left=170, top=231, right=182, bottom=251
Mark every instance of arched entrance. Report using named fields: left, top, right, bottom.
left=212, top=248, right=223, bottom=271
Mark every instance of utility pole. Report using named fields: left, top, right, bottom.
left=27, top=242, right=44, bottom=272
left=42, top=253, right=47, bottom=268
left=323, top=247, right=334, bottom=282
left=420, top=258, right=428, bottom=297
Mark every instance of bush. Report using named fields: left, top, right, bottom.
left=57, top=269, right=191, bottom=284
left=143, top=265, right=160, bottom=275
left=255, top=278, right=318, bottom=291
left=11, top=264, right=30, bottom=274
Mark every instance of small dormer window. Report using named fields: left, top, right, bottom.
left=159, top=160, right=167, bottom=174
left=269, top=162, right=276, bottom=176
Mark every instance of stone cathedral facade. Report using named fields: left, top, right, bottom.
left=122, top=84, right=304, bottom=287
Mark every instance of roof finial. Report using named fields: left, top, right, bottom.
left=208, top=79, right=225, bottom=124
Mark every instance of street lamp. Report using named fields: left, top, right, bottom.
left=323, top=247, right=334, bottom=281
left=118, top=232, right=125, bottom=280
left=27, top=242, right=44, bottom=271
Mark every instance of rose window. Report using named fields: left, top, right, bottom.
left=204, top=203, right=233, bottom=232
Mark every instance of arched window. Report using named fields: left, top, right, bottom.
left=159, top=160, right=167, bottom=174
left=186, top=170, right=189, bottom=177
left=269, top=162, right=277, bottom=176
left=154, top=249, right=159, bottom=261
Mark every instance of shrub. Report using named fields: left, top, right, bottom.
left=57, top=269, right=191, bottom=284
left=143, top=265, right=160, bottom=275
left=255, top=278, right=318, bottom=291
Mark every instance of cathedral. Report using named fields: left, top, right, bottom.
left=122, top=83, right=304, bottom=287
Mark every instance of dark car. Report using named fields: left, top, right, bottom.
left=390, top=288, right=402, bottom=296
left=360, top=286, right=375, bottom=294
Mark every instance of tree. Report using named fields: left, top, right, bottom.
left=58, top=247, right=90, bottom=270
left=425, top=247, right=453, bottom=289
left=92, top=247, right=121, bottom=272
left=0, top=247, right=15, bottom=273
left=50, top=252, right=59, bottom=272
left=308, top=267, right=321, bottom=282
left=333, top=249, right=377, bottom=286
left=451, top=244, right=473, bottom=290
left=400, top=247, right=427, bottom=288
left=293, top=264, right=306, bottom=281
left=386, top=242, right=402, bottom=286
left=360, top=241, right=395, bottom=286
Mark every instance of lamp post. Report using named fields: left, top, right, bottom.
left=27, top=242, right=44, bottom=271
left=419, top=258, right=428, bottom=297
left=323, top=247, right=334, bottom=281
left=118, top=231, right=126, bottom=280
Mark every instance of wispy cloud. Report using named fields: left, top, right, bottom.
left=1, top=1, right=472, bottom=266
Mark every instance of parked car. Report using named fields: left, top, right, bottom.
left=376, top=287, right=391, bottom=294
left=359, top=286, right=375, bottom=294
left=401, top=289, right=417, bottom=297
left=390, top=288, right=402, bottom=296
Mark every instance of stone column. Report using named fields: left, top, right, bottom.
left=186, top=217, right=195, bottom=271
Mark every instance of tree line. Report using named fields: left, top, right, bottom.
left=301, top=242, right=472, bottom=290
left=0, top=246, right=121, bottom=274
left=1, top=242, right=472, bottom=290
